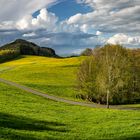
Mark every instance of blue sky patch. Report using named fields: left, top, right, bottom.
left=48, top=0, right=92, bottom=21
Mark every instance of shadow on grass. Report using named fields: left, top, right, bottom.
left=116, top=133, right=140, bottom=140
left=0, top=112, right=68, bottom=140
left=0, top=129, right=45, bottom=140
left=0, top=55, right=25, bottom=64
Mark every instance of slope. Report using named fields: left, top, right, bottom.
left=0, top=55, right=84, bottom=99
left=0, top=82, right=140, bottom=139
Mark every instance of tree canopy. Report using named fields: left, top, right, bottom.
left=77, top=44, right=140, bottom=106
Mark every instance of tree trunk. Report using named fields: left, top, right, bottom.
left=107, top=90, right=109, bottom=109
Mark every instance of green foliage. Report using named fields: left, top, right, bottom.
left=0, top=39, right=58, bottom=57
left=77, top=44, right=140, bottom=105
left=0, top=49, right=20, bottom=63
left=81, top=48, right=93, bottom=56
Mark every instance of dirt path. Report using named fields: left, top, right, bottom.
left=0, top=78, right=139, bottom=111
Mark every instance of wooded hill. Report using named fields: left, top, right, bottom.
left=0, top=39, right=59, bottom=63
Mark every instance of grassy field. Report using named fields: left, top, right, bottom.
left=0, top=55, right=140, bottom=139
left=0, top=55, right=85, bottom=100
left=0, top=82, right=140, bottom=140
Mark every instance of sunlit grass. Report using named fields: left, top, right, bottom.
left=0, top=82, right=140, bottom=139
left=0, top=55, right=85, bottom=99
left=0, top=55, right=140, bottom=139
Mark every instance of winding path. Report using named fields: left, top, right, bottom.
left=0, top=78, right=139, bottom=111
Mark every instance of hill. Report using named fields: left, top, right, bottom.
left=0, top=55, right=140, bottom=105
left=0, top=55, right=85, bottom=99
left=0, top=39, right=58, bottom=57
left=0, top=55, right=140, bottom=139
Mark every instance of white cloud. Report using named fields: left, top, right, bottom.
left=32, top=8, right=58, bottom=30
left=57, top=21, right=80, bottom=33
left=0, top=21, right=15, bottom=30
left=16, top=15, right=32, bottom=30
left=16, top=8, right=58, bottom=31
left=73, top=0, right=140, bottom=34
left=107, top=33, right=140, bottom=45
left=23, top=32, right=36, bottom=37
left=0, top=0, right=57, bottom=21
left=67, top=13, right=82, bottom=24
left=96, top=31, right=102, bottom=36
left=0, top=0, right=139, bottom=55
left=1, top=0, right=139, bottom=35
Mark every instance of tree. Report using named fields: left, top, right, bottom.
left=77, top=44, right=139, bottom=107
left=0, top=49, right=20, bottom=63
left=81, top=48, right=93, bottom=56
left=95, top=44, right=132, bottom=108
left=77, top=56, right=97, bottom=101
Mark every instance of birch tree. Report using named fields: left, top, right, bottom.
left=95, top=44, right=131, bottom=108
left=77, top=44, right=137, bottom=107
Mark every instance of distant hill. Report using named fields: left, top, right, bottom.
left=0, top=39, right=59, bottom=57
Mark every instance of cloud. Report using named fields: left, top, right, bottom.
left=0, top=0, right=139, bottom=55
left=96, top=31, right=102, bottom=36
left=16, top=15, right=32, bottom=30
left=73, top=0, right=140, bottom=34
left=107, top=33, right=140, bottom=46
left=0, top=21, right=15, bottom=30
left=80, top=24, right=89, bottom=33
left=23, top=32, right=36, bottom=37
left=0, top=27, right=97, bottom=54
left=27, top=32, right=98, bottom=54
left=0, top=0, right=58, bottom=21
left=72, top=48, right=85, bottom=55
left=67, top=13, right=82, bottom=24
left=16, top=8, right=58, bottom=31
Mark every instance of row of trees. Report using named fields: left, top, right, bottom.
left=77, top=44, right=140, bottom=107
left=0, top=49, right=20, bottom=63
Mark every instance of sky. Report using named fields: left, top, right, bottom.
left=0, top=0, right=140, bottom=55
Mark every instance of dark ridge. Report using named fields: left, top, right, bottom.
left=0, top=39, right=59, bottom=58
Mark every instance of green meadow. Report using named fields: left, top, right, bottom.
left=0, top=55, right=140, bottom=139
left=0, top=82, right=140, bottom=140
left=0, top=55, right=85, bottom=99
